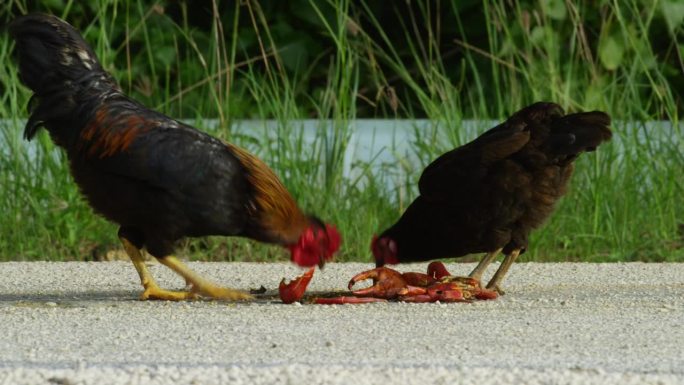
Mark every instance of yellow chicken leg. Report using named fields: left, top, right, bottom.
left=158, top=255, right=253, bottom=301
left=120, top=237, right=197, bottom=300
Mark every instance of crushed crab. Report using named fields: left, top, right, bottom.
left=278, top=262, right=498, bottom=304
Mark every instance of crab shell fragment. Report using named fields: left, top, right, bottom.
left=279, top=267, right=315, bottom=304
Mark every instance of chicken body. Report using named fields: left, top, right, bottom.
left=373, top=103, right=612, bottom=293
left=70, top=100, right=283, bottom=258
left=11, top=14, right=339, bottom=300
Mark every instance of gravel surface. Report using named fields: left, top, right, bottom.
left=0, top=261, right=683, bottom=384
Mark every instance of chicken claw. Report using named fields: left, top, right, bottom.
left=141, top=284, right=199, bottom=301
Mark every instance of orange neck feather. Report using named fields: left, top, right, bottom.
left=226, top=143, right=308, bottom=244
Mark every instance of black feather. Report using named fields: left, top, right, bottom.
left=10, top=14, right=118, bottom=142
left=379, top=102, right=612, bottom=263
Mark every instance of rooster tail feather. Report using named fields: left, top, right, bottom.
left=10, top=13, right=118, bottom=140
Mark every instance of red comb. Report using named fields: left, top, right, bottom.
left=371, top=235, right=399, bottom=265
left=324, top=224, right=341, bottom=260
left=289, top=224, right=342, bottom=267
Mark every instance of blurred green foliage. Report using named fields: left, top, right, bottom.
left=2, top=0, right=682, bottom=119
left=0, top=0, right=682, bottom=262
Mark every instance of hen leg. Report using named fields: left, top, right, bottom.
left=468, top=248, right=502, bottom=282
left=120, top=237, right=197, bottom=300
left=157, top=256, right=253, bottom=301
left=485, top=249, right=521, bottom=295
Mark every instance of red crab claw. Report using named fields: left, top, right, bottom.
left=348, top=267, right=408, bottom=299
left=279, top=267, right=315, bottom=304
left=401, top=272, right=436, bottom=287
left=313, top=296, right=388, bottom=304
left=427, top=261, right=451, bottom=280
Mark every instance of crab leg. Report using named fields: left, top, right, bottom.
left=314, top=296, right=388, bottom=304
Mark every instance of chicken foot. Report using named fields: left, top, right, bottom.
left=120, top=237, right=198, bottom=300
left=120, top=237, right=252, bottom=301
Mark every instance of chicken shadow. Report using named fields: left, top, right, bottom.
left=0, top=290, right=146, bottom=306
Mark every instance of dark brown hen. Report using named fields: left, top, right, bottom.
left=10, top=13, right=340, bottom=301
left=372, top=102, right=612, bottom=293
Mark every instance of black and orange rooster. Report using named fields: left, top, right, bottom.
left=372, top=103, right=611, bottom=294
left=10, top=13, right=340, bottom=301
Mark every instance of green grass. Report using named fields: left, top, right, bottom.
left=0, top=0, right=682, bottom=263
